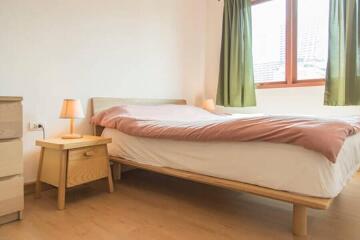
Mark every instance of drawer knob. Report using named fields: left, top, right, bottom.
left=84, top=151, right=95, bottom=157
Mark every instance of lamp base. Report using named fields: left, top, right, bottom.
left=61, top=134, right=83, bottom=139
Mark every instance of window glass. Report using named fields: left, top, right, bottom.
left=252, top=0, right=286, bottom=83
left=297, top=0, right=329, bottom=80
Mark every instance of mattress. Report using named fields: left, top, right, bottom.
left=103, top=128, right=360, bottom=198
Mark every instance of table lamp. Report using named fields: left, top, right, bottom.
left=202, top=99, right=216, bottom=112
left=59, top=99, right=85, bottom=139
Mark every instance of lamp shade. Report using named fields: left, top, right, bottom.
left=59, top=99, right=85, bottom=119
left=202, top=99, right=215, bottom=112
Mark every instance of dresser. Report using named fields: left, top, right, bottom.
left=0, top=97, right=23, bottom=224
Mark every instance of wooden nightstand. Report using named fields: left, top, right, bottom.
left=35, top=135, right=113, bottom=210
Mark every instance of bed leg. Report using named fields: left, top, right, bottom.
left=113, top=163, right=122, bottom=181
left=293, top=204, right=307, bottom=236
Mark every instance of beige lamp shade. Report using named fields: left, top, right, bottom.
left=59, top=99, right=84, bottom=119
left=202, top=99, right=216, bottom=112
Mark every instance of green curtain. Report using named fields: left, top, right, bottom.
left=324, top=0, right=360, bottom=106
left=216, top=0, right=256, bottom=107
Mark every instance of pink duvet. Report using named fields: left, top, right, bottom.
left=91, top=104, right=360, bottom=163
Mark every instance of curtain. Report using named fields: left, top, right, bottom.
left=216, top=0, right=256, bottom=107
left=324, top=0, right=360, bottom=105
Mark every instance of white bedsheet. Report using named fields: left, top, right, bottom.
left=103, top=128, right=360, bottom=198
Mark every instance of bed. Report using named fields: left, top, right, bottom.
left=91, top=97, right=360, bottom=237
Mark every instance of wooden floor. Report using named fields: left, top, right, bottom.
left=0, top=170, right=359, bottom=240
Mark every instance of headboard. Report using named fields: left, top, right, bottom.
left=91, top=97, right=187, bottom=136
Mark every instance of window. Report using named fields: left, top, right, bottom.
left=251, top=0, right=329, bottom=88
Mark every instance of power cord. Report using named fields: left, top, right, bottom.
left=38, top=124, right=46, bottom=139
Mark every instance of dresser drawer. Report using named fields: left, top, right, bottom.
left=0, top=175, right=24, bottom=216
left=67, top=145, right=108, bottom=187
left=0, top=101, right=22, bottom=140
left=0, top=139, right=22, bottom=178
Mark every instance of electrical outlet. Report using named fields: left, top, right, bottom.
left=28, top=122, right=44, bottom=131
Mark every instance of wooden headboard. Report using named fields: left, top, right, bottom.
left=91, top=97, right=187, bottom=136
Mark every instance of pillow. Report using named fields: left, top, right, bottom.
left=91, top=104, right=221, bottom=125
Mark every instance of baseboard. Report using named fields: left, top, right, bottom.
left=24, top=182, right=54, bottom=195
left=23, top=180, right=110, bottom=195
left=0, top=212, right=21, bottom=225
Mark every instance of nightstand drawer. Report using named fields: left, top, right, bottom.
left=0, top=139, right=22, bottom=178
left=67, top=145, right=108, bottom=187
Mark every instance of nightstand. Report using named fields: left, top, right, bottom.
left=35, top=135, right=113, bottom=210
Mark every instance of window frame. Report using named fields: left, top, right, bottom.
left=251, top=0, right=326, bottom=89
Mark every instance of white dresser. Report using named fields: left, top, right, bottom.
left=0, top=97, right=23, bottom=224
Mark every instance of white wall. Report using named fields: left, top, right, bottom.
left=205, top=1, right=360, bottom=116
left=0, top=0, right=207, bottom=183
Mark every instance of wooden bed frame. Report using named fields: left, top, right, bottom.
left=91, top=97, right=333, bottom=237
